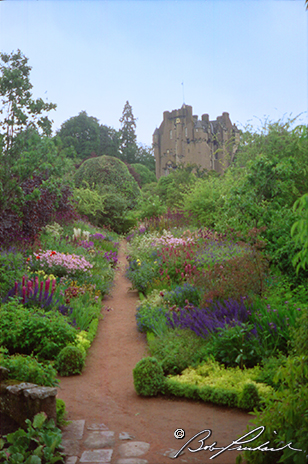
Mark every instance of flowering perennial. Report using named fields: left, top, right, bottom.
left=32, top=250, right=93, bottom=276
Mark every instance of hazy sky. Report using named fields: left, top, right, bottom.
left=0, top=0, right=307, bottom=147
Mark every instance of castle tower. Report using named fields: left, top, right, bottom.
left=153, top=106, right=239, bottom=179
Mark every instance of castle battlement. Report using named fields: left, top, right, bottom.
left=153, top=105, right=239, bottom=179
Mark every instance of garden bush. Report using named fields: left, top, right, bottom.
left=238, top=355, right=308, bottom=464
left=56, top=398, right=69, bottom=428
left=148, top=329, right=211, bottom=375
left=126, top=259, right=161, bottom=295
left=56, top=345, right=85, bottom=376
left=74, top=155, right=140, bottom=206
left=0, top=248, right=26, bottom=298
left=133, top=357, right=165, bottom=396
left=237, top=382, right=260, bottom=410
left=0, top=299, right=77, bottom=360
left=0, top=353, right=58, bottom=387
left=130, top=163, right=157, bottom=187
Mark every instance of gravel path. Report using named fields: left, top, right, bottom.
left=57, top=241, right=252, bottom=464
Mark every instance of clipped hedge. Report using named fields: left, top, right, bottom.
left=164, top=360, right=272, bottom=411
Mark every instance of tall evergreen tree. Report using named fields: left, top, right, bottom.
left=119, top=101, right=138, bottom=164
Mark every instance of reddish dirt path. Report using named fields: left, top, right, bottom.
left=57, top=241, right=252, bottom=464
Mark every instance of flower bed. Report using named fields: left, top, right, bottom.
left=127, top=225, right=306, bottom=412
left=0, top=220, right=120, bottom=380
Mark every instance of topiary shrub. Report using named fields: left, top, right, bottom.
left=56, top=346, right=85, bottom=376
left=238, top=382, right=260, bottom=410
left=133, top=357, right=165, bottom=396
left=74, top=155, right=140, bottom=207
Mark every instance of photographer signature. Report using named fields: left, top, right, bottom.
left=173, top=426, right=302, bottom=459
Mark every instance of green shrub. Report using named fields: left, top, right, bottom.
left=0, top=249, right=26, bottom=298
left=254, top=354, right=287, bottom=389
left=74, top=155, right=140, bottom=206
left=0, top=299, right=77, bottom=360
left=239, top=355, right=308, bottom=464
left=0, top=412, right=65, bottom=464
left=56, top=398, right=70, bottom=428
left=73, top=183, right=106, bottom=222
left=291, top=305, right=308, bottom=356
left=130, top=163, right=157, bottom=187
left=136, top=194, right=167, bottom=220
left=238, top=383, right=260, bottom=410
left=133, top=357, right=165, bottom=396
left=56, top=345, right=85, bottom=376
left=0, top=354, right=58, bottom=387
left=210, top=323, right=263, bottom=368
left=148, top=329, right=210, bottom=375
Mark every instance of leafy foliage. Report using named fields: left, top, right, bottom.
left=0, top=353, right=58, bottom=387
left=0, top=412, right=65, bottom=464
left=238, top=355, right=308, bottom=464
left=74, top=155, right=140, bottom=232
left=0, top=249, right=26, bottom=298
left=0, top=49, right=56, bottom=147
left=133, top=357, right=165, bottom=396
left=291, top=193, right=308, bottom=273
left=56, top=111, right=100, bottom=160
left=0, top=299, right=77, bottom=360
left=165, top=360, right=272, bottom=410
left=130, top=163, right=157, bottom=187
left=148, top=328, right=209, bottom=375
left=55, top=345, right=85, bottom=376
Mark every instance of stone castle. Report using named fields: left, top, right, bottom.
left=153, top=104, right=240, bottom=179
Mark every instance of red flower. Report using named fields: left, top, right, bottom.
left=36, top=256, right=40, bottom=260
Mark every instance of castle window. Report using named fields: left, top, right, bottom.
left=185, top=127, right=188, bottom=137
left=170, top=130, right=172, bottom=140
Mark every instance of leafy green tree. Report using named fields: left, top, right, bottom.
left=56, top=111, right=100, bottom=160
left=99, top=124, right=120, bottom=158
left=135, top=144, right=156, bottom=173
left=0, top=50, right=75, bottom=243
left=119, top=100, right=138, bottom=164
left=0, top=49, right=56, bottom=153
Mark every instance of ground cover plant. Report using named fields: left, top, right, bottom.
left=0, top=412, right=65, bottom=464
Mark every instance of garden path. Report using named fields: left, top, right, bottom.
left=57, top=241, right=252, bottom=464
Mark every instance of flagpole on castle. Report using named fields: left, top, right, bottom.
left=182, top=82, right=185, bottom=105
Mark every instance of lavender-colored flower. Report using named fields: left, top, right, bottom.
left=166, top=298, right=254, bottom=339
